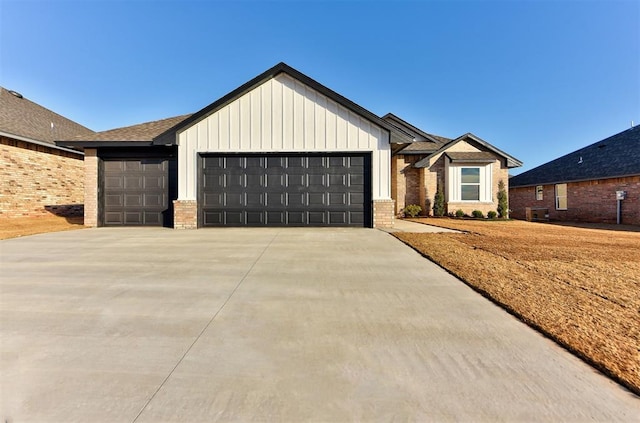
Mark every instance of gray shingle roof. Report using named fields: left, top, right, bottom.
left=509, top=125, right=640, bottom=187
left=382, top=113, right=450, bottom=153
left=70, top=114, right=191, bottom=142
left=0, top=86, right=94, bottom=145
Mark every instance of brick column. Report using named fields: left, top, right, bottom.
left=373, top=199, right=395, bottom=229
left=173, top=200, right=197, bottom=229
left=84, top=149, right=98, bottom=227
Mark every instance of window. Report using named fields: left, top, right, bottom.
left=555, top=183, right=567, bottom=210
left=460, top=168, right=480, bottom=200
left=536, top=185, right=543, bottom=201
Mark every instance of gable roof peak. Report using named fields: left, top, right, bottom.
left=153, top=62, right=413, bottom=145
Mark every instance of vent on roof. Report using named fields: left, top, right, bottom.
left=8, top=90, right=23, bottom=99
left=598, top=144, right=606, bottom=149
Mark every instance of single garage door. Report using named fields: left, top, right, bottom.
left=103, top=159, right=172, bottom=226
left=200, top=153, right=371, bottom=227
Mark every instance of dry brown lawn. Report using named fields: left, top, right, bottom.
left=0, top=216, right=84, bottom=240
left=395, top=218, right=640, bottom=396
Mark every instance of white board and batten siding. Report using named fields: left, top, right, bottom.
left=177, top=73, right=391, bottom=201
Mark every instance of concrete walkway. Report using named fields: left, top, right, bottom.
left=1, top=228, right=638, bottom=422
left=383, top=219, right=460, bottom=233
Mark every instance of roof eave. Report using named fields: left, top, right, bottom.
left=55, top=140, right=155, bottom=148
left=510, top=172, right=640, bottom=188
left=2, top=131, right=84, bottom=155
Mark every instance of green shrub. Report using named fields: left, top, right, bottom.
left=403, top=204, right=422, bottom=218
left=472, top=210, right=484, bottom=218
left=497, top=180, right=508, bottom=218
left=487, top=210, right=498, bottom=219
left=432, top=188, right=445, bottom=217
left=455, top=209, right=465, bottom=218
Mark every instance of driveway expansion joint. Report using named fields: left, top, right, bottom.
left=130, top=230, right=281, bottom=423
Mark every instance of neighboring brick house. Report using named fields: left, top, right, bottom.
left=0, top=87, right=94, bottom=218
left=509, top=125, right=640, bottom=225
left=57, top=63, right=521, bottom=229
left=385, top=114, right=522, bottom=217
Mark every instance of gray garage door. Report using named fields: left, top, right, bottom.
left=200, top=153, right=371, bottom=227
left=103, top=159, right=170, bottom=226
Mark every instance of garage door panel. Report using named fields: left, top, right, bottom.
left=124, top=176, right=143, bottom=189
left=105, top=194, right=123, bottom=206
left=124, top=212, right=143, bottom=225
left=204, top=192, right=223, bottom=207
left=200, top=153, right=369, bottom=227
left=246, top=211, right=264, bottom=225
left=144, top=176, right=164, bottom=189
left=267, top=211, right=286, bottom=225
left=287, top=192, right=306, bottom=207
left=246, top=174, right=263, bottom=187
left=105, top=176, right=123, bottom=189
left=144, top=193, right=164, bottom=207
left=308, top=193, right=325, bottom=206
left=350, top=211, right=364, bottom=224
left=308, top=174, right=325, bottom=187
left=143, top=211, right=162, bottom=225
left=246, top=192, right=264, bottom=207
left=104, top=212, right=123, bottom=225
left=225, top=193, right=244, bottom=207
left=266, top=174, right=284, bottom=188
left=329, top=193, right=346, bottom=206
left=329, top=212, right=347, bottom=224
left=125, top=194, right=142, bottom=207
left=266, top=193, right=285, bottom=207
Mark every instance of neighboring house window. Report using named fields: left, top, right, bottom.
left=555, top=183, right=567, bottom=210
left=461, top=168, right=480, bottom=201
left=536, top=185, right=543, bottom=201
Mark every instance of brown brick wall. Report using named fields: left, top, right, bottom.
left=509, top=176, right=640, bottom=225
left=174, top=200, right=198, bottom=229
left=83, top=149, right=99, bottom=227
left=373, top=199, right=395, bottom=228
left=393, top=155, right=427, bottom=216
left=0, top=136, right=84, bottom=218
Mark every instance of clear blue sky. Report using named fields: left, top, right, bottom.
left=1, top=0, right=638, bottom=174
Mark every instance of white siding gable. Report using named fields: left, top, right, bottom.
left=177, top=73, right=391, bottom=201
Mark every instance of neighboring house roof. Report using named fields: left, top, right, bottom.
left=58, top=114, right=191, bottom=148
left=152, top=62, right=414, bottom=146
left=510, top=125, right=640, bottom=187
left=413, top=133, right=523, bottom=169
left=0, top=86, right=94, bottom=153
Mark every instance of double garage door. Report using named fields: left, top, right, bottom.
left=200, top=153, right=371, bottom=227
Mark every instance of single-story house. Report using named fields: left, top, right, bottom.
left=385, top=113, right=522, bottom=217
left=57, top=63, right=521, bottom=228
left=0, top=87, right=94, bottom=218
left=509, top=125, right=640, bottom=225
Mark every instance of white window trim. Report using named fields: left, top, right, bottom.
left=446, top=161, right=493, bottom=202
left=555, top=183, right=567, bottom=210
left=536, top=185, right=543, bottom=201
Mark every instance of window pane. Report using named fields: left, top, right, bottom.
left=461, top=168, right=480, bottom=183
left=461, top=185, right=480, bottom=201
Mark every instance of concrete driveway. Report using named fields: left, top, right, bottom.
left=1, top=228, right=638, bottom=422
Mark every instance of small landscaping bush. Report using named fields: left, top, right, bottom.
left=403, top=204, right=422, bottom=218
left=432, top=189, right=445, bottom=217
left=472, top=210, right=484, bottom=219
left=487, top=210, right=497, bottom=219
left=497, top=180, right=508, bottom=218
left=455, top=209, right=465, bottom=218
